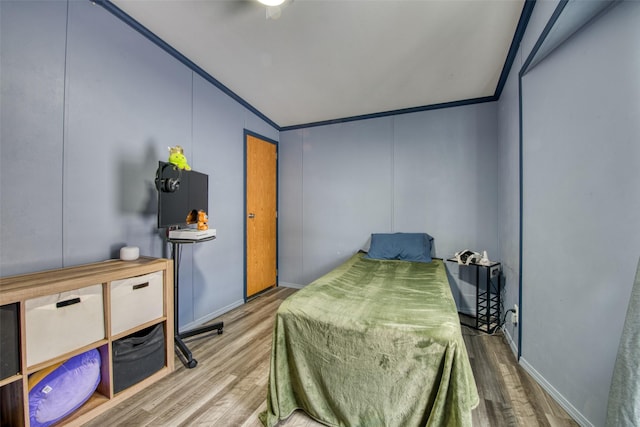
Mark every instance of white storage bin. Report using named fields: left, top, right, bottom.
left=25, top=284, right=105, bottom=367
left=110, top=271, right=164, bottom=335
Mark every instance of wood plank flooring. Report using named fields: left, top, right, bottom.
left=84, top=287, right=578, bottom=427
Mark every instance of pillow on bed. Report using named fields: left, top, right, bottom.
left=364, top=233, right=433, bottom=263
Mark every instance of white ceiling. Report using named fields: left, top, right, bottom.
left=110, top=0, right=526, bottom=129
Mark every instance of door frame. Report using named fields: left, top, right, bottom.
left=243, top=129, right=279, bottom=301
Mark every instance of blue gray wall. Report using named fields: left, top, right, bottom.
left=498, top=1, right=640, bottom=426
left=0, top=0, right=277, bottom=330
left=278, top=104, right=500, bottom=314
left=496, top=0, right=561, bottom=364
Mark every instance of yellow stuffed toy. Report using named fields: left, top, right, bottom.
left=168, top=145, right=191, bottom=171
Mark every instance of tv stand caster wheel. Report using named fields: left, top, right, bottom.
left=187, top=359, right=198, bottom=369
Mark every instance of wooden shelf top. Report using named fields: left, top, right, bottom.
left=0, top=256, right=172, bottom=305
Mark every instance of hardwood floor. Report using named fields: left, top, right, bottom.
left=84, top=287, right=577, bottom=427
left=461, top=322, right=578, bottom=427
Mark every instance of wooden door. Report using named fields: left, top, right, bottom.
left=245, top=133, right=277, bottom=298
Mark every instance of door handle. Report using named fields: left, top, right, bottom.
left=248, top=213, right=255, bottom=219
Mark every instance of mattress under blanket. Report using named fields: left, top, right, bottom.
left=260, top=252, right=479, bottom=427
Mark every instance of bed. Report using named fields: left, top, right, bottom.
left=260, top=233, right=479, bottom=427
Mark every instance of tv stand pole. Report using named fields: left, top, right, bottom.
left=169, top=236, right=223, bottom=368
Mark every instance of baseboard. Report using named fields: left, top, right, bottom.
left=501, top=326, right=519, bottom=357
left=458, top=308, right=475, bottom=317
left=278, top=281, right=305, bottom=289
left=179, top=299, right=244, bottom=333
left=519, top=357, right=593, bottom=427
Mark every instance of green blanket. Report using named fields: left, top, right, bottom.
left=260, top=253, right=478, bottom=427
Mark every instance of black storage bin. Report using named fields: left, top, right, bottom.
left=112, top=323, right=165, bottom=393
left=0, top=303, right=20, bottom=380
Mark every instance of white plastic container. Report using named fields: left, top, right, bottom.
left=25, top=284, right=105, bottom=367
left=110, top=271, right=164, bottom=336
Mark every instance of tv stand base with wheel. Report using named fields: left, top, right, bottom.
left=175, top=322, right=223, bottom=369
left=169, top=236, right=223, bottom=368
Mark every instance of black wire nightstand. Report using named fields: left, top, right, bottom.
left=447, top=258, right=502, bottom=333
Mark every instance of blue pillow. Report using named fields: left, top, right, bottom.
left=365, top=233, right=433, bottom=263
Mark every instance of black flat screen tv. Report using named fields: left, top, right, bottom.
left=156, top=161, right=208, bottom=229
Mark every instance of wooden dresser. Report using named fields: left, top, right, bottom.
left=0, top=257, right=174, bottom=426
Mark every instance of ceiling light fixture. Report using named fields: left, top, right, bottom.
left=257, top=0, right=285, bottom=6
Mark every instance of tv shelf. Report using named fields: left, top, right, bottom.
left=0, top=257, right=174, bottom=427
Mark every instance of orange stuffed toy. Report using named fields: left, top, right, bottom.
left=197, top=210, right=208, bottom=231
left=185, top=209, right=208, bottom=230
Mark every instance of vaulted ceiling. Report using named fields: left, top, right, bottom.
left=108, top=0, right=528, bottom=129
